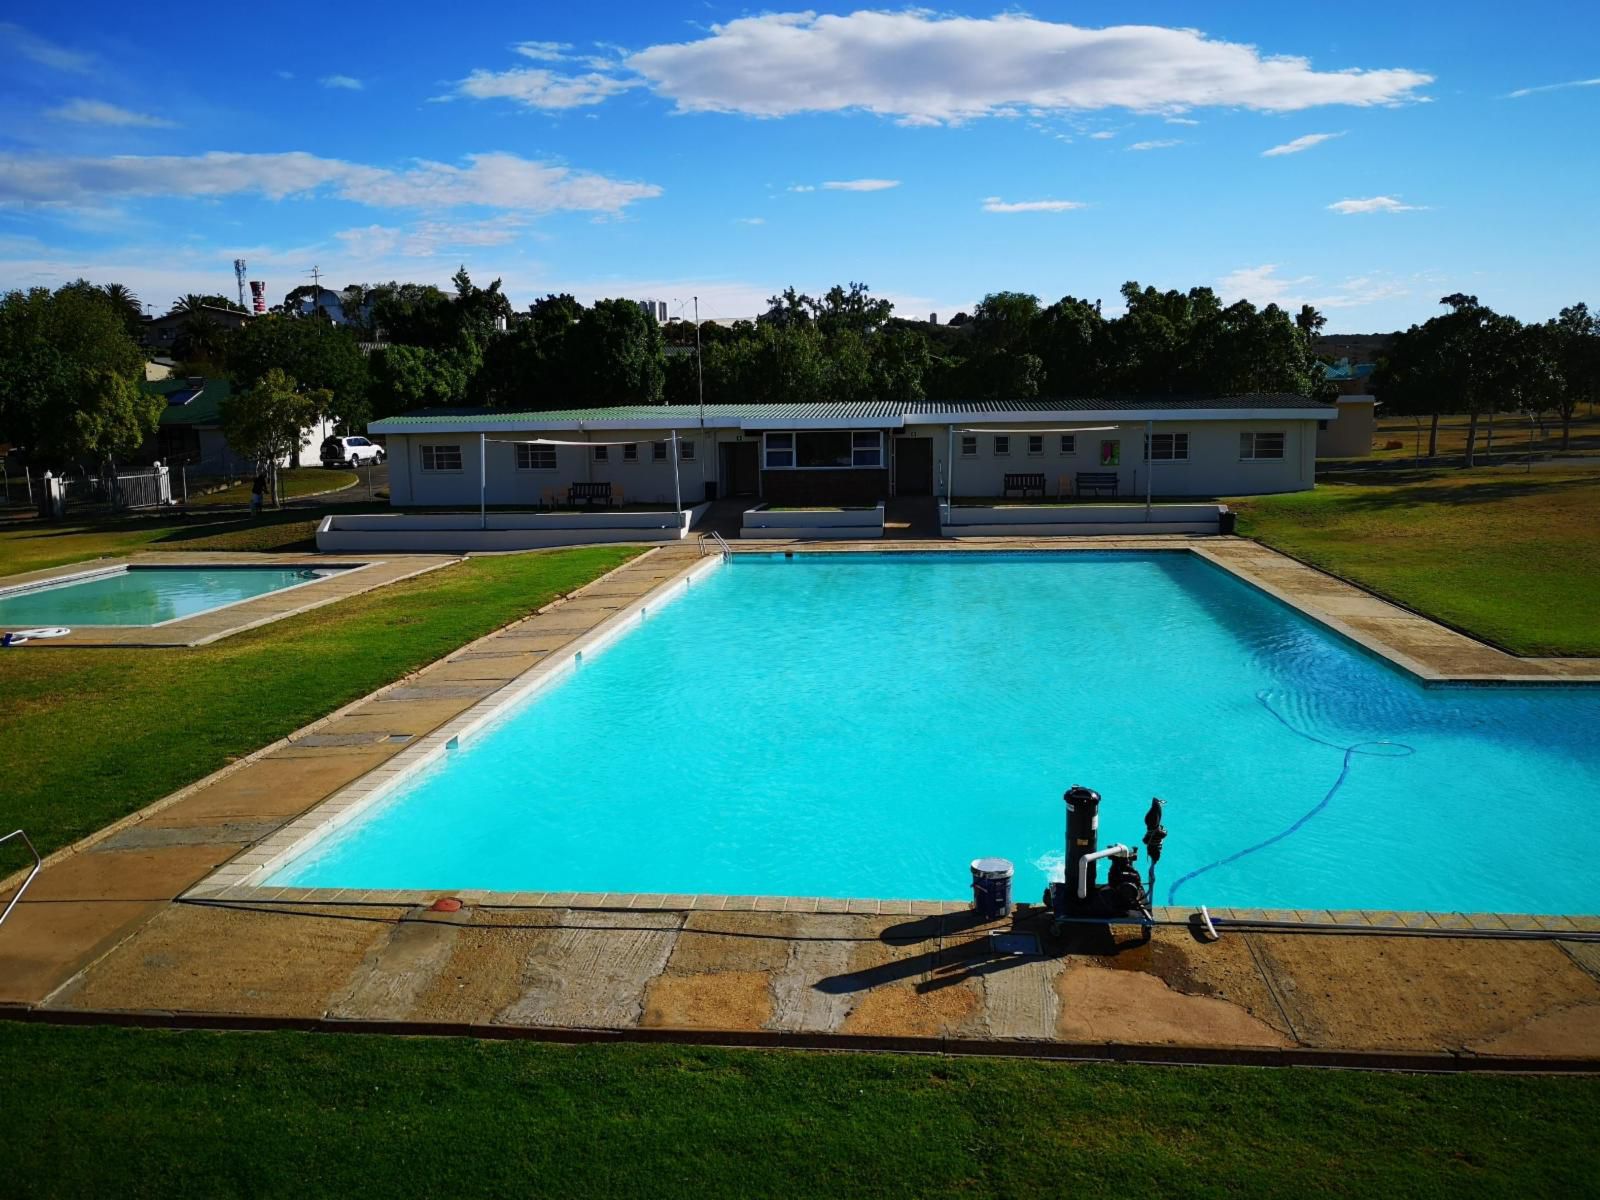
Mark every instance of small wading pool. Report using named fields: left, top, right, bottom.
left=267, top=552, right=1600, bottom=914
left=0, top=564, right=353, bottom=628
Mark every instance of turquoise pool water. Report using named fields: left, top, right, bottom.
left=270, top=553, right=1600, bottom=914
left=0, top=565, right=343, bottom=628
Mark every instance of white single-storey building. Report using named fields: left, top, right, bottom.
left=368, top=396, right=1336, bottom=509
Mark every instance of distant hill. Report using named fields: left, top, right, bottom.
left=1313, top=332, right=1396, bottom=364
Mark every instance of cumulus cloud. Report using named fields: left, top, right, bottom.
left=1327, top=195, right=1424, bottom=214
left=1088, top=131, right=1116, bottom=140
left=321, top=74, right=364, bottom=90
left=1218, top=263, right=1408, bottom=310
left=453, top=66, right=637, bottom=109
left=1507, top=77, right=1600, bottom=98
left=0, top=150, right=662, bottom=215
left=1128, top=139, right=1181, bottom=151
left=821, top=178, right=899, bottom=191
left=336, top=215, right=528, bottom=257
left=1262, top=131, right=1343, bottom=156
left=0, top=22, right=92, bottom=72
left=46, top=99, right=175, bottom=127
left=625, top=11, right=1431, bottom=124
left=982, top=196, right=1087, bottom=213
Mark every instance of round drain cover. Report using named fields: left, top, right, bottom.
left=430, top=897, right=463, bottom=913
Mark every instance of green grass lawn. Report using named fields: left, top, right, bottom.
left=1232, top=466, right=1600, bottom=657
left=0, top=506, right=389, bottom=576
left=2, top=1024, right=1595, bottom=1199
left=188, top=467, right=359, bottom=507
left=0, top=546, right=638, bottom=855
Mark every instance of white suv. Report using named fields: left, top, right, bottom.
left=321, top=435, right=385, bottom=468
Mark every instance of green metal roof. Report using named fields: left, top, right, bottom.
left=371, top=395, right=1331, bottom=433
left=147, top=377, right=232, bottom=427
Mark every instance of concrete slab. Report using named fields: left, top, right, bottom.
left=0, top=900, right=165, bottom=1005
left=24, top=843, right=244, bottom=903
left=497, top=910, right=683, bottom=1029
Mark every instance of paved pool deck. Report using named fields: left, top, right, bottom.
left=0, top=552, right=461, bottom=647
left=3, top=536, right=1598, bottom=1067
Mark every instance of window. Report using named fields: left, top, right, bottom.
left=1027, top=435, right=1044, bottom=455
left=419, top=444, right=462, bottom=472
left=347, top=437, right=370, bottom=447
left=680, top=439, right=695, bottom=462
left=1146, top=432, right=1190, bottom=462
left=960, top=435, right=978, bottom=457
left=1240, top=431, right=1286, bottom=461
left=652, top=441, right=668, bottom=461
left=1059, top=435, right=1076, bottom=454
left=764, top=430, right=887, bottom=469
left=516, top=443, right=556, bottom=471
left=593, top=445, right=608, bottom=462
left=622, top=443, right=638, bottom=462
left=993, top=435, right=1011, bottom=456
left=764, top=432, right=795, bottom=469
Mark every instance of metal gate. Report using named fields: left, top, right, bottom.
left=112, top=466, right=173, bottom=510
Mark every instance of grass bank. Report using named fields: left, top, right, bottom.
left=188, top=467, right=358, bottom=507
left=0, top=546, right=639, bottom=855
left=1, top=1024, right=1595, bottom=1199
left=1232, top=466, right=1600, bottom=657
left=0, top=506, right=384, bottom=576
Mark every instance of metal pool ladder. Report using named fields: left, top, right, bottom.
left=0, top=829, right=41, bottom=928
left=698, top=532, right=732, bottom=561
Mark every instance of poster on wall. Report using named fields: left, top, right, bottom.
left=1100, top=440, right=1121, bottom=466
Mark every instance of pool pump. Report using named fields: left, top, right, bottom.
left=1045, top=786, right=1167, bottom=932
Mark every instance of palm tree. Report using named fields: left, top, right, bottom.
left=99, top=282, right=142, bottom=324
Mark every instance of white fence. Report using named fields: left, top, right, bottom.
left=112, top=466, right=174, bottom=510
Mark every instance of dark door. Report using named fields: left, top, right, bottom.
left=730, top=440, right=760, bottom=496
left=894, top=437, right=934, bottom=495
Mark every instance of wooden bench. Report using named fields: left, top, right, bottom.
left=1002, top=472, right=1047, bottom=499
left=567, top=481, right=614, bottom=507
left=1074, top=471, right=1120, bottom=497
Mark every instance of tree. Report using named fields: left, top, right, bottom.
left=227, top=316, right=371, bottom=429
left=566, top=299, right=665, bottom=405
left=0, top=283, right=154, bottom=469
left=218, top=367, right=326, bottom=500
left=99, top=282, right=144, bottom=335
left=1372, top=321, right=1452, bottom=458
left=1431, top=294, right=1522, bottom=467
left=173, top=293, right=246, bottom=315
left=1551, top=303, right=1600, bottom=447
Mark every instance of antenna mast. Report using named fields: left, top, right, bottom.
left=233, top=259, right=247, bottom=309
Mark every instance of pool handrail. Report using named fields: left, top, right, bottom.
left=0, top=828, right=41, bottom=928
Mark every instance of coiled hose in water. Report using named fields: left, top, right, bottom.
left=1166, top=691, right=1414, bottom=905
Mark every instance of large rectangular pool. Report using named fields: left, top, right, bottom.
left=268, top=552, right=1600, bottom=914
left=0, top=564, right=351, bottom=628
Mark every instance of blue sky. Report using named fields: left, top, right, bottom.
left=1, top=3, right=1595, bottom=331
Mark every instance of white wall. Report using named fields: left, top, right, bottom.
left=386, top=430, right=716, bottom=507
left=926, top=419, right=1317, bottom=499
left=1316, top=399, right=1375, bottom=458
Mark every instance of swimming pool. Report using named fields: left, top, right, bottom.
left=268, top=552, right=1600, bottom=914
left=0, top=564, right=351, bottom=628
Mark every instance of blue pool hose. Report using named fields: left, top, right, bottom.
left=1165, top=691, right=1414, bottom=905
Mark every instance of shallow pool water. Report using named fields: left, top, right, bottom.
left=271, top=552, right=1600, bottom=913
left=0, top=565, right=342, bottom=627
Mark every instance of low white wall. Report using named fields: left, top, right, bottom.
left=940, top=503, right=1224, bottom=537
left=316, top=503, right=710, bottom=552
left=741, top=502, right=885, bottom=539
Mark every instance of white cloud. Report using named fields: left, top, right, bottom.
left=452, top=66, right=637, bottom=109
left=1218, top=263, right=1408, bottom=311
left=734, top=216, right=766, bottom=225
left=0, top=150, right=662, bottom=215
left=1166, top=117, right=1200, bottom=126
left=1507, top=77, right=1600, bottom=99
left=1262, top=131, right=1343, bottom=156
left=1327, top=195, right=1425, bottom=214
left=0, top=22, right=92, bottom=72
left=625, top=11, right=1431, bottom=124
left=321, top=75, right=364, bottom=90
left=787, top=184, right=816, bottom=192
left=1128, top=139, right=1181, bottom=151
left=46, top=99, right=175, bottom=128
left=1088, top=131, right=1116, bottom=140
left=335, top=215, right=528, bottom=258
left=982, top=196, right=1087, bottom=213
left=821, top=178, right=899, bottom=191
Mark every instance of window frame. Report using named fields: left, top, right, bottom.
left=959, top=435, right=978, bottom=458
left=419, top=443, right=463, bottom=473
left=622, top=443, right=638, bottom=463
left=1027, top=434, right=1044, bottom=456
left=1239, top=431, right=1287, bottom=462
left=593, top=445, right=608, bottom=463
left=1145, top=432, right=1191, bottom=463
left=680, top=439, right=696, bottom=462
left=515, top=442, right=557, bottom=472
left=652, top=441, right=668, bottom=462
left=993, top=435, right=1011, bottom=457
left=1059, top=435, right=1076, bottom=455
left=761, top=429, right=887, bottom=471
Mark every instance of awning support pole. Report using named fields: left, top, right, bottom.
left=671, top=431, right=683, bottom=518
left=479, top=432, right=487, bottom=530
left=1145, top=420, right=1153, bottom=521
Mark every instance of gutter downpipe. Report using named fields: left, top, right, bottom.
left=1145, top=419, right=1153, bottom=522
left=946, top=425, right=955, bottom=530
left=670, top=430, right=683, bottom=521
left=479, top=432, right=487, bottom=530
